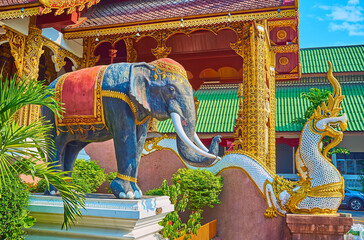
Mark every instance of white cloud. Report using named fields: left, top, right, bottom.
left=327, top=5, right=363, bottom=22
left=330, top=22, right=364, bottom=36
left=348, top=0, right=360, bottom=5
left=317, top=0, right=364, bottom=37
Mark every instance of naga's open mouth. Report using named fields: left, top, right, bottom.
left=328, top=121, right=347, bottom=132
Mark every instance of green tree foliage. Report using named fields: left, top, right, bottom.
left=72, top=159, right=107, bottom=193
left=0, top=75, right=85, bottom=230
left=147, top=169, right=223, bottom=240
left=293, top=88, right=349, bottom=156
left=293, top=88, right=331, bottom=125
left=0, top=176, right=35, bottom=240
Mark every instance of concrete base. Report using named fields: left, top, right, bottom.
left=286, top=213, right=353, bottom=240
left=26, top=194, right=174, bottom=240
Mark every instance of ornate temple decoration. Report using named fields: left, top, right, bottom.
left=150, top=31, right=172, bottom=60
left=39, top=0, right=100, bottom=15
left=124, top=38, right=138, bottom=63
left=43, top=38, right=82, bottom=71
left=230, top=27, right=244, bottom=57
left=271, top=44, right=298, bottom=53
left=4, top=26, right=26, bottom=77
left=0, top=7, right=39, bottom=21
left=152, top=45, right=172, bottom=60
left=3, top=19, right=46, bottom=125
left=79, top=37, right=100, bottom=69
left=268, top=18, right=300, bottom=81
left=234, top=21, right=270, bottom=165
left=63, top=9, right=297, bottom=39
left=23, top=23, right=44, bottom=81
left=267, top=52, right=277, bottom=173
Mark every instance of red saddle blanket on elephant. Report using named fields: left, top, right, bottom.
left=54, top=65, right=108, bottom=132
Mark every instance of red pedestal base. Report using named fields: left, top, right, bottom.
left=286, top=213, right=353, bottom=240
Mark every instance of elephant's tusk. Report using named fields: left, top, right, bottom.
left=171, top=112, right=218, bottom=160
left=194, top=133, right=209, bottom=152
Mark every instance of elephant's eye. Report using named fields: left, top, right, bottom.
left=168, top=86, right=175, bottom=93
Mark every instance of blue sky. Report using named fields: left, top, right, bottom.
left=299, top=0, right=364, bottom=48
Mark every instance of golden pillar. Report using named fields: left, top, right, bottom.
left=4, top=17, right=44, bottom=126
left=232, top=22, right=271, bottom=166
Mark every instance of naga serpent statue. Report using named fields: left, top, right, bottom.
left=143, top=61, right=347, bottom=217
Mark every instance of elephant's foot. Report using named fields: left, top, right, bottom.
left=110, top=177, right=142, bottom=199
left=44, top=184, right=60, bottom=196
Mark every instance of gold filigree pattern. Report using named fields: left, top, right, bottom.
left=63, top=10, right=297, bottom=39
left=268, top=19, right=297, bottom=28
left=40, top=0, right=100, bottom=15
left=124, top=38, right=138, bottom=63
left=152, top=45, right=172, bottom=59
left=0, top=7, right=40, bottom=21
left=79, top=37, right=100, bottom=69
left=4, top=20, right=44, bottom=126
left=271, top=44, right=298, bottom=53
left=235, top=22, right=268, bottom=164
left=275, top=73, right=299, bottom=80
left=23, top=23, right=44, bottom=81
left=268, top=51, right=277, bottom=172
left=4, top=26, right=26, bottom=77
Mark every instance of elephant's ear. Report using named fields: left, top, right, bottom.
left=129, top=62, right=153, bottom=111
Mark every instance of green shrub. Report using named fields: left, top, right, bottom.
left=159, top=169, right=223, bottom=240
left=106, top=172, right=117, bottom=193
left=172, top=168, right=223, bottom=211
left=72, top=159, right=107, bottom=193
left=0, top=176, right=36, bottom=240
left=145, top=187, right=164, bottom=196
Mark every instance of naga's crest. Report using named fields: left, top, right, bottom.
left=309, top=61, right=347, bottom=158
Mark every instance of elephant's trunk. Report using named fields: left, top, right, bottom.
left=171, top=112, right=221, bottom=167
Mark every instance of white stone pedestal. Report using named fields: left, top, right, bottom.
left=26, top=194, right=174, bottom=240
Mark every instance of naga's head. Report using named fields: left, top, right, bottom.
left=309, top=61, right=347, bottom=158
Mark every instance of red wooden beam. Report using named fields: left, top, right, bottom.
left=37, top=10, right=78, bottom=31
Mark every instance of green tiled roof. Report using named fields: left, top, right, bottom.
left=158, top=86, right=239, bottom=133
left=275, top=82, right=364, bottom=131
left=300, top=45, right=364, bottom=74
left=158, top=81, right=364, bottom=133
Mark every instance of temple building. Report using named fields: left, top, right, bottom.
left=2, top=1, right=363, bottom=239
left=0, top=0, right=300, bottom=174
left=159, top=44, right=364, bottom=189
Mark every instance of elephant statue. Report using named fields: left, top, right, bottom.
left=41, top=58, right=221, bottom=199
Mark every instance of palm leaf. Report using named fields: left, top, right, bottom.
left=0, top=75, right=85, bottom=229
